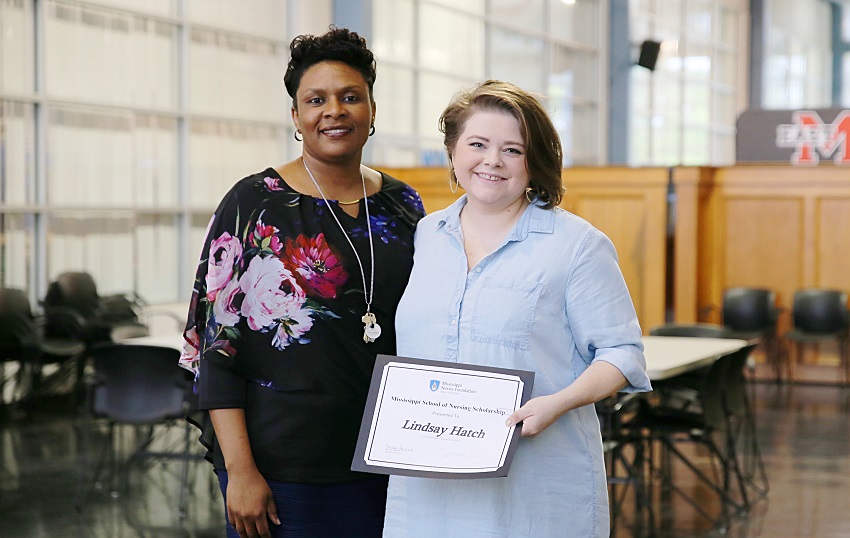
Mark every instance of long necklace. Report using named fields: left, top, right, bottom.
left=303, top=159, right=381, bottom=343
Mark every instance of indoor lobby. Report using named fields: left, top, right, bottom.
left=2, top=1, right=850, bottom=537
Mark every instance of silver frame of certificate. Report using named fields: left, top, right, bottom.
left=351, top=354, right=535, bottom=478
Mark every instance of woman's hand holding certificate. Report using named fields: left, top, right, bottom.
left=352, top=355, right=534, bottom=478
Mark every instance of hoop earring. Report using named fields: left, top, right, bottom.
left=525, top=187, right=537, bottom=204
left=369, top=124, right=376, bottom=136
left=294, top=130, right=302, bottom=142
left=449, top=171, right=458, bottom=193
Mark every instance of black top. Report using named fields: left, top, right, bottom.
left=182, top=167, right=425, bottom=483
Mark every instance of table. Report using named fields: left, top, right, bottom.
left=642, top=335, right=751, bottom=381
left=125, top=333, right=750, bottom=382
left=121, top=333, right=186, bottom=350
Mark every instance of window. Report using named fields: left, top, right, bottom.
left=372, top=0, right=605, bottom=166
left=627, top=0, right=742, bottom=165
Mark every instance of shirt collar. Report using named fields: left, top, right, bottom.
left=436, top=195, right=555, bottom=239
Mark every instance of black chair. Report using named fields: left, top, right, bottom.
left=648, top=323, right=735, bottom=408
left=722, top=344, right=769, bottom=501
left=598, top=393, right=654, bottom=534
left=650, top=324, right=769, bottom=507
left=43, top=271, right=148, bottom=345
left=76, top=343, right=195, bottom=515
left=41, top=272, right=150, bottom=394
left=722, top=287, right=783, bottom=381
left=0, top=288, right=41, bottom=406
left=785, top=288, right=850, bottom=384
left=0, top=287, right=91, bottom=405
left=624, top=344, right=758, bottom=531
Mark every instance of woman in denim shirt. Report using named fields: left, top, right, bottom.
left=383, top=80, right=652, bottom=537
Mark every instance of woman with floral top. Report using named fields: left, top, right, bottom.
left=179, top=27, right=425, bottom=538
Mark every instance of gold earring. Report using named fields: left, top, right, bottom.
left=449, top=170, right=458, bottom=193
left=525, top=187, right=536, bottom=203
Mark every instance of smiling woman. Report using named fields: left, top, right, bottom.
left=291, top=61, right=375, bottom=172
left=179, top=27, right=426, bottom=538
left=383, top=81, right=651, bottom=538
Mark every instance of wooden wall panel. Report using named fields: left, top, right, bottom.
left=721, top=197, right=804, bottom=306
left=560, top=167, right=670, bottom=333
left=670, top=167, right=710, bottom=323
left=380, top=167, right=461, bottom=214
left=572, top=194, right=649, bottom=323
left=699, top=165, right=850, bottom=378
left=385, top=166, right=672, bottom=334
left=817, top=198, right=850, bottom=289
left=703, top=166, right=850, bottom=313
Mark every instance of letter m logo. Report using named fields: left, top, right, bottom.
left=781, top=110, right=850, bottom=165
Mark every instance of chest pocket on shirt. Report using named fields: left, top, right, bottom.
left=469, top=279, right=543, bottom=350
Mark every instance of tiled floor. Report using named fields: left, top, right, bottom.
left=0, top=392, right=224, bottom=538
left=611, top=378, right=850, bottom=538
left=2, top=380, right=849, bottom=537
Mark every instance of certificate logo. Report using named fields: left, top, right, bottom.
left=429, top=380, right=440, bottom=392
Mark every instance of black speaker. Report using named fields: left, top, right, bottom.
left=637, top=40, right=661, bottom=71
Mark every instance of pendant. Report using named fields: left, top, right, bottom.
left=362, top=312, right=382, bottom=343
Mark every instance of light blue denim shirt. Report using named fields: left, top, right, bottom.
left=384, top=196, right=651, bottom=538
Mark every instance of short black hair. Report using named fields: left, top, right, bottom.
left=284, top=27, right=376, bottom=103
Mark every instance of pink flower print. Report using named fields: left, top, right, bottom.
left=263, top=176, right=285, bottom=191
left=179, top=327, right=201, bottom=375
left=285, top=234, right=348, bottom=298
left=212, top=277, right=243, bottom=327
left=252, top=219, right=283, bottom=255
left=271, top=306, right=315, bottom=350
left=239, top=255, right=306, bottom=331
left=206, top=232, right=243, bottom=302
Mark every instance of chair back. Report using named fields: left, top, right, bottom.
left=699, top=354, right=731, bottom=433
left=45, top=271, right=100, bottom=320
left=0, top=287, right=33, bottom=317
left=716, top=343, right=758, bottom=417
left=88, top=344, right=189, bottom=424
left=791, top=289, right=850, bottom=335
left=649, top=323, right=733, bottom=339
left=0, top=288, right=40, bottom=361
left=722, top=287, right=778, bottom=334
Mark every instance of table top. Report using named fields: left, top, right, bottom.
left=122, top=333, right=748, bottom=382
left=642, top=335, right=750, bottom=380
left=121, top=333, right=185, bottom=350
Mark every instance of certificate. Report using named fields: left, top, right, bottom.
left=351, top=355, right=534, bottom=478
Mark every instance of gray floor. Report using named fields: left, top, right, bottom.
left=0, top=392, right=224, bottom=538
left=2, top=381, right=849, bottom=537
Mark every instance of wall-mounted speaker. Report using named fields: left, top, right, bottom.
left=637, top=40, right=661, bottom=71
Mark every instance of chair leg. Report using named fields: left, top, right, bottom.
left=649, top=436, right=737, bottom=532
left=767, top=336, right=783, bottom=383
left=789, top=341, right=803, bottom=382
left=76, top=421, right=116, bottom=512
left=178, top=421, right=192, bottom=519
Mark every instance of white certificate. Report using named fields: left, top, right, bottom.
left=352, top=355, right=534, bottom=478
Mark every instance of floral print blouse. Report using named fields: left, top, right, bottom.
left=180, top=167, right=425, bottom=483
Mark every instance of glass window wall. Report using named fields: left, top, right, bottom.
left=628, top=0, right=742, bottom=165
left=45, top=1, right=178, bottom=109
left=373, top=0, right=605, bottom=166
left=762, top=0, right=832, bottom=109
left=2, top=0, right=293, bottom=305
left=0, top=0, right=35, bottom=94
